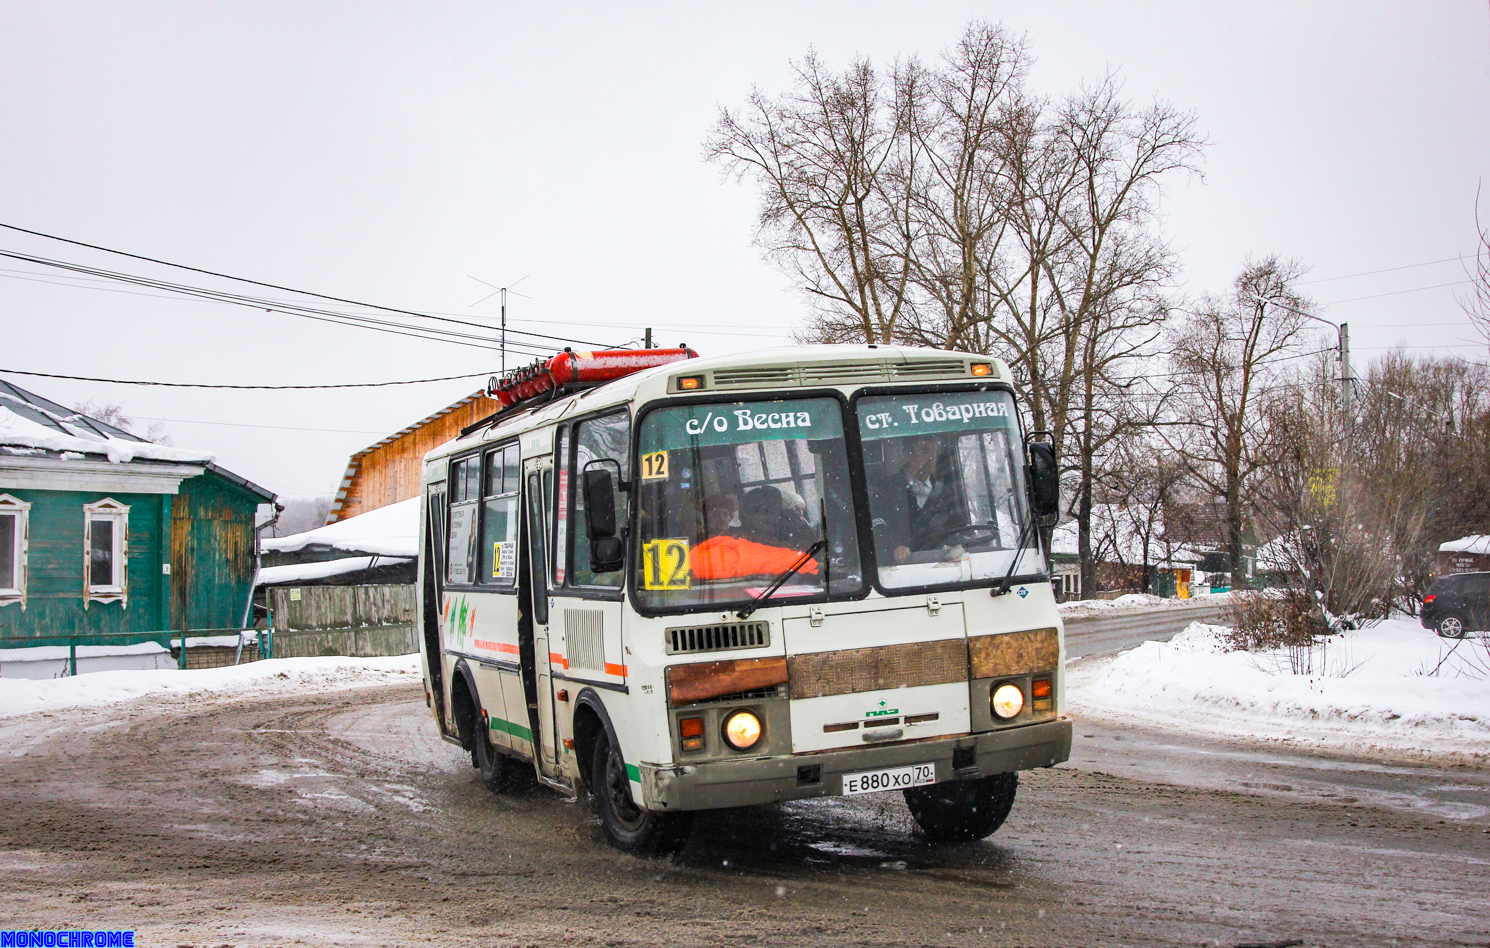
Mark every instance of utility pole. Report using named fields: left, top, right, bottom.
left=500, top=287, right=507, bottom=373
left=644, top=327, right=653, bottom=349
left=1339, top=321, right=1352, bottom=433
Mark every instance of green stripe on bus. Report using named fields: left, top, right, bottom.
left=488, top=716, right=534, bottom=743
left=625, top=763, right=640, bottom=784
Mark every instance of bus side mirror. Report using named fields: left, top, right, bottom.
left=582, top=466, right=625, bottom=572
left=1027, top=441, right=1059, bottom=523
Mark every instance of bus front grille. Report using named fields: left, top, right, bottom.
left=665, top=620, right=771, bottom=655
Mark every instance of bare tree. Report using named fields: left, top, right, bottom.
left=73, top=400, right=172, bottom=445
left=1096, top=433, right=1189, bottom=593
left=706, top=50, right=918, bottom=344
left=1461, top=185, right=1490, bottom=353
left=710, top=23, right=1203, bottom=597
left=1165, top=257, right=1317, bottom=589
left=1262, top=355, right=1427, bottom=621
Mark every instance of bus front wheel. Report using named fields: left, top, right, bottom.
left=589, top=737, right=692, bottom=856
left=473, top=726, right=507, bottom=794
left=904, top=772, right=1018, bottom=842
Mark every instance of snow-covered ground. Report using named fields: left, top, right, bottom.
left=1071, top=617, right=1490, bottom=764
left=0, top=653, right=421, bottom=719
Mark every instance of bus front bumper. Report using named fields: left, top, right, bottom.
left=639, top=718, right=1072, bottom=812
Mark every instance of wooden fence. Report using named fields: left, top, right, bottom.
left=266, top=584, right=418, bottom=658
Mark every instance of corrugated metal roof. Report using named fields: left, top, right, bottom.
left=0, top=377, right=276, bottom=502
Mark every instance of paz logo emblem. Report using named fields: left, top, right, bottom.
left=1016, top=586, right=1028, bottom=598
left=866, top=698, right=900, bottom=718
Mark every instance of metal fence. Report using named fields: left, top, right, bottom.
left=266, top=584, right=417, bottom=659
left=0, top=629, right=267, bottom=679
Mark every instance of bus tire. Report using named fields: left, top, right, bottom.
left=589, top=736, right=692, bottom=856
left=904, top=772, right=1018, bottom=843
left=473, top=724, right=507, bottom=794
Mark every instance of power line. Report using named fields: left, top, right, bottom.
left=0, top=249, right=578, bottom=355
left=1299, top=254, right=1470, bottom=285
left=1323, top=280, right=1470, bottom=306
left=133, top=415, right=392, bottom=435
left=0, top=221, right=616, bottom=348
left=0, top=366, right=498, bottom=390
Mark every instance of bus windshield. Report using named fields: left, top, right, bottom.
left=857, top=389, right=1040, bottom=590
left=633, top=397, right=862, bottom=611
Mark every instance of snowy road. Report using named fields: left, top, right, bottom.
left=1062, top=598, right=1231, bottom=658
left=0, top=679, right=1485, bottom=947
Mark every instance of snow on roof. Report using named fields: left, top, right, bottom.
left=0, top=379, right=214, bottom=464
left=256, top=555, right=414, bottom=586
left=1440, top=535, right=1490, bottom=555
left=261, top=497, right=419, bottom=558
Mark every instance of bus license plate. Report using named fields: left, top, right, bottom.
left=842, top=763, right=936, bottom=795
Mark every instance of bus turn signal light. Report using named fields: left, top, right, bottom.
left=678, top=375, right=704, bottom=390
left=970, top=363, right=992, bottom=376
left=680, top=716, right=705, bottom=752
left=1032, top=677, right=1053, bottom=711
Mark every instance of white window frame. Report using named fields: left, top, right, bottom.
left=84, top=498, right=130, bottom=607
left=0, top=494, right=29, bottom=609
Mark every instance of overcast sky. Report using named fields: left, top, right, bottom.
left=2, top=1, right=1486, bottom=502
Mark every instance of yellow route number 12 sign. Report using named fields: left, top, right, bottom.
left=642, top=538, right=691, bottom=590
left=640, top=450, right=669, bottom=481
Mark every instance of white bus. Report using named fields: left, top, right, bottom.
left=416, top=345, right=1069, bottom=854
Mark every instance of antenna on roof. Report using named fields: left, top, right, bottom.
left=468, top=274, right=531, bottom=372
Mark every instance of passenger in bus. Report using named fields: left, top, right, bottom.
left=876, top=435, right=963, bottom=564
left=700, top=493, right=741, bottom=538
left=739, top=484, right=817, bottom=551
left=690, top=485, right=822, bottom=582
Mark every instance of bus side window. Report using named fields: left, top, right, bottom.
left=447, top=455, right=481, bottom=585
left=553, top=427, right=569, bottom=587
left=527, top=470, right=549, bottom=626
left=480, top=443, right=520, bottom=586
left=570, top=411, right=629, bottom=588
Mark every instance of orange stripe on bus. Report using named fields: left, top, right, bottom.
left=549, top=652, right=569, bottom=669
left=475, top=639, right=520, bottom=654
left=604, top=662, right=628, bottom=677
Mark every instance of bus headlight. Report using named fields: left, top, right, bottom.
left=722, top=710, right=763, bottom=750
left=991, top=683, right=1024, bottom=720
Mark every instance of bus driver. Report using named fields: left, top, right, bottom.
left=875, top=435, right=963, bottom=564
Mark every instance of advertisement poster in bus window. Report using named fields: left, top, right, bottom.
left=640, top=398, right=844, bottom=452
left=447, top=504, right=476, bottom=584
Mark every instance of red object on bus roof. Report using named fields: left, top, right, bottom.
left=488, top=347, right=697, bottom=409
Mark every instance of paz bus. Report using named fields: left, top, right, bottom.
left=415, top=344, right=1069, bottom=854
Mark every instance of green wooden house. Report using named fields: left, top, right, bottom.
left=0, top=381, right=275, bottom=647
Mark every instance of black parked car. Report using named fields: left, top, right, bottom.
left=1420, top=572, right=1489, bottom=638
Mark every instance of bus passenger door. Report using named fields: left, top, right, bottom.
left=524, top=462, right=563, bottom=779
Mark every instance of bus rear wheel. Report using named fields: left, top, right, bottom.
left=589, top=736, right=692, bottom=856
left=904, top=772, right=1018, bottom=842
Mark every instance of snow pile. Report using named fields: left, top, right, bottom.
left=1073, top=618, right=1490, bottom=762
left=0, top=404, right=213, bottom=464
left=1060, top=592, right=1229, bottom=616
left=261, top=497, right=418, bottom=558
left=0, top=653, right=420, bottom=719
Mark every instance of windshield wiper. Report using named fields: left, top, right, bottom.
left=990, top=517, right=1037, bottom=598
left=736, top=539, right=827, bottom=620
